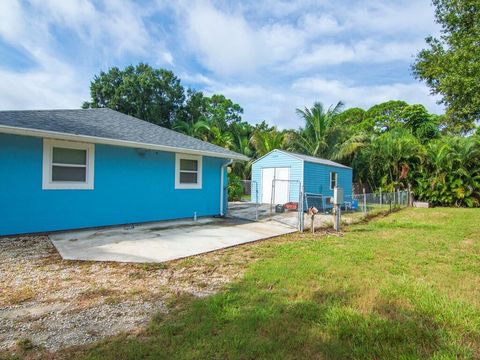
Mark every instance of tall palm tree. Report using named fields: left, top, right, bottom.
left=293, top=101, right=344, bottom=157
left=250, top=128, right=288, bottom=157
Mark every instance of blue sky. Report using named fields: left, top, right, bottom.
left=0, top=0, right=442, bottom=128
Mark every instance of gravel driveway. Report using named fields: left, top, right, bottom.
left=0, top=235, right=255, bottom=353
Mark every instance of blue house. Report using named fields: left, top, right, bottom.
left=0, top=109, right=248, bottom=236
left=251, top=149, right=352, bottom=208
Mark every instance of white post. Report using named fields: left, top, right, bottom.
left=333, top=205, right=341, bottom=231
left=380, top=187, right=383, bottom=207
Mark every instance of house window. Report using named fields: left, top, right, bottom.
left=330, top=171, right=338, bottom=190
left=175, top=154, right=202, bottom=189
left=43, top=139, right=95, bottom=190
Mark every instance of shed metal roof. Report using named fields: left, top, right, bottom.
left=253, top=149, right=351, bottom=169
left=0, top=108, right=248, bottom=161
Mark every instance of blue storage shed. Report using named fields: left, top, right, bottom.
left=251, top=150, right=352, bottom=208
left=0, top=109, right=248, bottom=236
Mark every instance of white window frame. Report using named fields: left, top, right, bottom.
left=330, top=171, right=338, bottom=190
left=175, top=153, right=202, bottom=189
left=42, top=139, right=95, bottom=190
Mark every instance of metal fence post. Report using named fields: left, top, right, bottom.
left=407, top=184, right=412, bottom=207
left=270, top=180, right=275, bottom=216
left=254, top=181, right=259, bottom=221
left=300, top=184, right=304, bottom=232
left=379, top=187, right=382, bottom=207
left=363, top=188, right=367, bottom=214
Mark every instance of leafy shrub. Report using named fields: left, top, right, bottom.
left=414, top=136, right=480, bottom=207
left=228, top=174, right=244, bottom=201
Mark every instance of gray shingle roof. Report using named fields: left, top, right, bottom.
left=0, top=108, right=248, bottom=160
left=277, top=150, right=351, bottom=169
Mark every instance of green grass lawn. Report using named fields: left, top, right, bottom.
left=78, top=208, right=480, bottom=359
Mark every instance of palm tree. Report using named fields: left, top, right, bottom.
left=230, top=124, right=254, bottom=179
left=173, top=119, right=211, bottom=140
left=416, top=136, right=480, bottom=206
left=366, top=129, right=425, bottom=190
left=292, top=101, right=344, bottom=157
left=208, top=126, right=234, bottom=149
left=332, top=132, right=370, bottom=162
left=250, top=128, right=288, bottom=157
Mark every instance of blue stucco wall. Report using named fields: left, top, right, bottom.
left=251, top=150, right=303, bottom=203
left=303, top=161, right=353, bottom=197
left=0, top=133, right=228, bottom=236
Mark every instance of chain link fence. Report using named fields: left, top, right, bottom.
left=304, top=190, right=410, bottom=231
left=229, top=181, right=410, bottom=233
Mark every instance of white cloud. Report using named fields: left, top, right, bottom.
left=299, top=14, right=343, bottom=36
left=26, top=0, right=153, bottom=56
left=182, top=2, right=258, bottom=75
left=288, top=38, right=424, bottom=71
left=0, top=0, right=27, bottom=42
left=0, top=0, right=168, bottom=110
left=179, top=2, right=306, bottom=75
left=0, top=53, right=88, bottom=109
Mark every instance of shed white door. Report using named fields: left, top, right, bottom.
left=261, top=167, right=290, bottom=204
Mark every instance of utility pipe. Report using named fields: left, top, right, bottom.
left=220, top=159, right=234, bottom=216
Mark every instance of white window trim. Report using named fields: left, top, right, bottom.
left=330, top=171, right=338, bottom=190
left=175, top=153, right=202, bottom=189
left=42, top=139, right=95, bottom=190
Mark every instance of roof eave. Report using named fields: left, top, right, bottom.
left=304, top=160, right=352, bottom=169
left=0, top=125, right=249, bottom=161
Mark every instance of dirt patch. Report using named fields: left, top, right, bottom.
left=0, top=235, right=257, bottom=352
left=461, top=238, right=474, bottom=246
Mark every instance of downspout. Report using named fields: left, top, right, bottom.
left=220, top=159, right=234, bottom=216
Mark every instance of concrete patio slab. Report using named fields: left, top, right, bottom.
left=49, top=217, right=296, bottom=263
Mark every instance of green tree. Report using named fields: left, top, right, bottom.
left=399, top=104, right=440, bottom=142
left=83, top=63, right=185, bottom=128
left=364, top=100, right=409, bottom=133
left=412, top=0, right=480, bottom=134
left=230, top=122, right=255, bottom=179
left=335, top=107, right=367, bottom=133
left=177, top=89, right=209, bottom=125
left=250, top=127, right=288, bottom=157
left=358, top=129, right=425, bottom=191
left=292, top=101, right=344, bottom=157
left=205, top=94, right=243, bottom=130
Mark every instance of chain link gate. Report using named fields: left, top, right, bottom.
left=269, top=179, right=304, bottom=231
left=228, top=179, right=304, bottom=231
left=227, top=180, right=261, bottom=222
